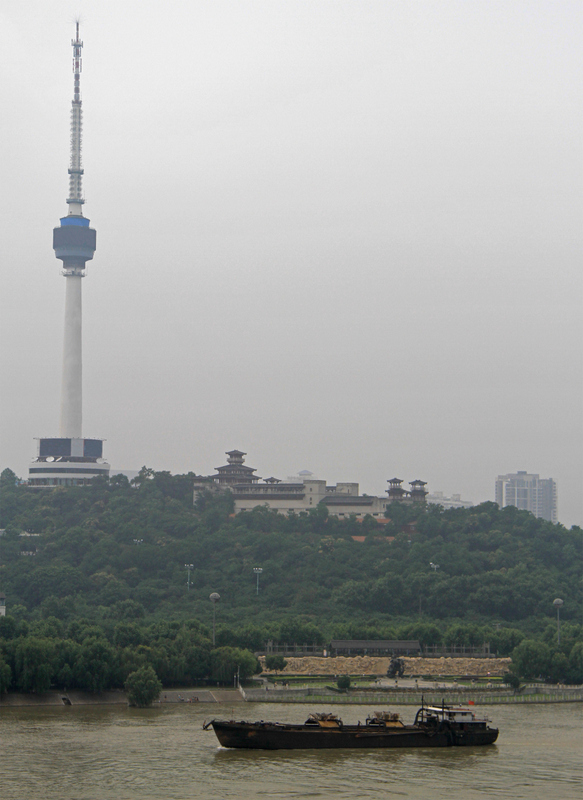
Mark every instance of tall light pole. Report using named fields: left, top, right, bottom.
left=553, top=598, right=564, bottom=644
left=210, top=592, right=220, bottom=646
left=253, top=567, right=263, bottom=595
left=185, top=563, right=194, bottom=591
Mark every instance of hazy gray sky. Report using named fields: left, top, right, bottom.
left=1, top=0, right=581, bottom=526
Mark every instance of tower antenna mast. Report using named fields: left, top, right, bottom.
left=68, top=20, right=85, bottom=214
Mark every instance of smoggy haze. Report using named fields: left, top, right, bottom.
left=1, top=0, right=581, bottom=526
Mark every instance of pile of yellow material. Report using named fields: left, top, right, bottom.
left=259, top=655, right=511, bottom=677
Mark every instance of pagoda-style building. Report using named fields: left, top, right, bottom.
left=386, top=478, right=407, bottom=501
left=409, top=479, right=428, bottom=502
left=211, top=450, right=261, bottom=487
left=193, top=448, right=429, bottom=516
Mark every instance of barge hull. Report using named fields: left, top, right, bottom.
left=211, top=722, right=498, bottom=750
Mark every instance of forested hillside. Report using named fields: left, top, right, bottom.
left=1, top=467, right=580, bottom=630
left=0, top=467, right=581, bottom=691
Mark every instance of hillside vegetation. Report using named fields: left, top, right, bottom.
left=0, top=467, right=581, bottom=691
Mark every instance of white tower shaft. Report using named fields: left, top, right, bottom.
left=60, top=274, right=83, bottom=437
left=54, top=21, right=94, bottom=439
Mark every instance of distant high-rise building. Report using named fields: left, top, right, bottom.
left=495, top=472, right=557, bottom=523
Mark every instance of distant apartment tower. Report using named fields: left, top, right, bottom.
left=495, top=472, right=557, bottom=523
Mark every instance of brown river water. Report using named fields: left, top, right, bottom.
left=0, top=702, right=581, bottom=800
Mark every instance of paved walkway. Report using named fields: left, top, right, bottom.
left=211, top=689, right=245, bottom=703
left=373, top=678, right=486, bottom=689
left=158, top=688, right=244, bottom=704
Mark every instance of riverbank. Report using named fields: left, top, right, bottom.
left=0, top=690, right=128, bottom=707
left=3, top=683, right=581, bottom=707
left=0, top=688, right=245, bottom=707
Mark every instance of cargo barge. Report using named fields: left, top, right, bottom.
left=204, top=701, right=499, bottom=750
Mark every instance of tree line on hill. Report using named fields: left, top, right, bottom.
left=0, top=466, right=581, bottom=690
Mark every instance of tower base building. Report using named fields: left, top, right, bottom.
left=28, top=437, right=110, bottom=488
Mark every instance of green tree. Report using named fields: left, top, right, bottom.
left=444, top=623, right=485, bottom=647
left=74, top=638, right=116, bottom=692
left=502, top=672, right=521, bottom=690
left=112, top=600, right=146, bottom=620
left=567, top=642, right=583, bottom=684
left=53, top=639, right=82, bottom=689
left=278, top=618, right=324, bottom=645
left=489, top=627, right=525, bottom=656
left=0, top=615, right=19, bottom=640
left=0, top=468, right=20, bottom=527
left=0, top=655, right=11, bottom=693
left=182, top=646, right=211, bottom=683
left=0, top=467, right=18, bottom=488
left=18, top=565, right=85, bottom=606
left=14, top=637, right=54, bottom=693
left=131, top=466, right=155, bottom=488
left=511, top=639, right=552, bottom=679
left=400, top=622, right=442, bottom=647
left=548, top=651, right=570, bottom=683
left=336, top=675, right=351, bottom=690
left=125, top=666, right=162, bottom=707
left=113, top=622, right=143, bottom=649
left=210, top=647, right=260, bottom=683
left=264, top=655, right=287, bottom=672
left=40, top=595, right=75, bottom=621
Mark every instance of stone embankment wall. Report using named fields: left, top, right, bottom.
left=260, top=655, right=512, bottom=677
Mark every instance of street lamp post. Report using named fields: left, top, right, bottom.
left=429, top=562, right=439, bottom=572
left=553, top=598, right=564, bottom=644
left=185, top=563, right=194, bottom=591
left=210, top=592, right=220, bottom=646
left=253, top=567, right=263, bottom=595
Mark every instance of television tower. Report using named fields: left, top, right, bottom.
left=28, top=23, right=109, bottom=487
